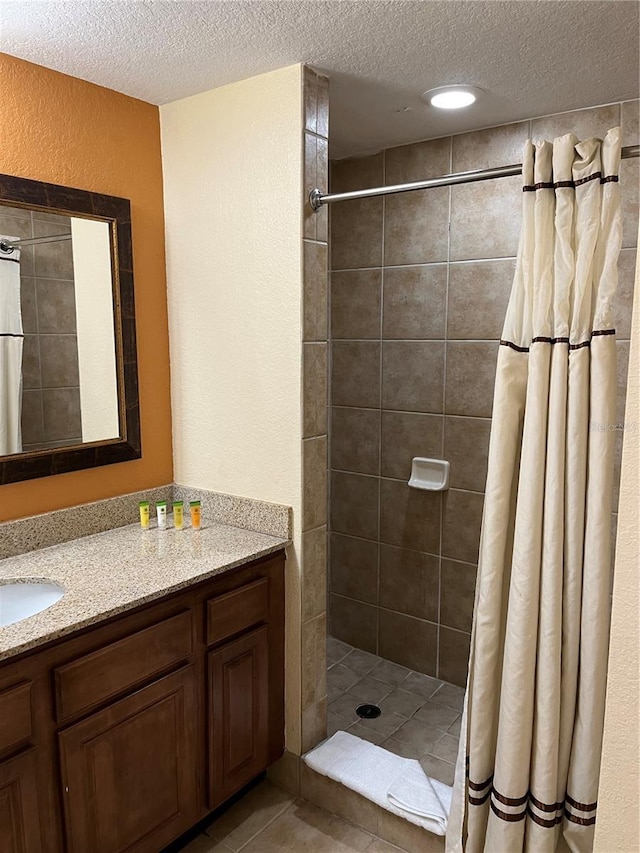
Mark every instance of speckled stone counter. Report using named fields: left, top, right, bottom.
left=0, top=521, right=288, bottom=662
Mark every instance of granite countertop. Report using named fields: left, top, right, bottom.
left=0, top=522, right=288, bottom=662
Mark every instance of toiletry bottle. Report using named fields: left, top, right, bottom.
left=139, top=500, right=150, bottom=530
left=156, top=501, right=168, bottom=530
left=173, top=501, right=184, bottom=530
left=190, top=500, right=201, bottom=530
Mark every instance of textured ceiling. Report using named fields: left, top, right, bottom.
left=2, top=0, right=639, bottom=158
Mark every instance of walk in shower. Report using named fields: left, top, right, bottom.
left=323, top=103, right=638, bottom=789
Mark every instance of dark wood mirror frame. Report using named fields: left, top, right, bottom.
left=0, top=173, right=141, bottom=484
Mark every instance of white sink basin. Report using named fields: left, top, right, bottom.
left=0, top=581, right=64, bottom=628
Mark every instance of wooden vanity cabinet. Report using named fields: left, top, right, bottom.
left=59, top=666, right=200, bottom=853
left=0, top=748, right=43, bottom=853
left=208, top=627, right=269, bottom=808
left=0, top=680, right=43, bottom=853
left=0, top=549, right=285, bottom=853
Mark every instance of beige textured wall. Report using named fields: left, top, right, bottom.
left=160, top=65, right=304, bottom=751
left=160, top=65, right=303, bottom=507
left=595, top=230, right=640, bottom=852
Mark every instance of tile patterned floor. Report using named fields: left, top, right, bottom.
left=177, top=779, right=409, bottom=853
left=327, top=636, right=463, bottom=787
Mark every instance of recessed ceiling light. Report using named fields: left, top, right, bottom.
left=423, top=87, right=479, bottom=110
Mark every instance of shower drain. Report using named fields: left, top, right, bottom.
left=356, top=703, right=381, bottom=719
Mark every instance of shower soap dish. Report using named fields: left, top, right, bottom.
left=408, top=458, right=450, bottom=491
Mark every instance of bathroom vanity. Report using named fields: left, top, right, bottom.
left=0, top=524, right=286, bottom=853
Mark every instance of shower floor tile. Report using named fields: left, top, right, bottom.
left=326, top=636, right=462, bottom=788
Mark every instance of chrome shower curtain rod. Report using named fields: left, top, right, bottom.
left=0, top=232, right=72, bottom=253
left=309, top=144, right=640, bottom=211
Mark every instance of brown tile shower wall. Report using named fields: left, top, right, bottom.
left=300, top=66, right=330, bottom=753
left=328, top=101, right=639, bottom=686
left=0, top=207, right=82, bottom=450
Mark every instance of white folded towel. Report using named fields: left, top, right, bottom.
left=304, top=731, right=451, bottom=836
left=387, top=761, right=452, bottom=822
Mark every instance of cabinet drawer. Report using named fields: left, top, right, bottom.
left=206, top=578, right=269, bottom=646
left=55, top=610, right=193, bottom=723
left=0, top=682, right=32, bottom=755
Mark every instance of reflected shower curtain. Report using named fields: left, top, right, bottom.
left=446, top=128, right=622, bottom=853
left=0, top=239, right=23, bottom=455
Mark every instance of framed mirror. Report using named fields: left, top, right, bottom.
left=0, top=173, right=140, bottom=484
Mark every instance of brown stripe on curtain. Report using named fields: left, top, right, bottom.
left=565, top=811, right=598, bottom=827
left=522, top=172, right=619, bottom=192
left=529, top=793, right=565, bottom=812
left=492, top=788, right=529, bottom=807
left=566, top=794, right=598, bottom=811
left=469, top=790, right=492, bottom=806
left=527, top=809, right=564, bottom=828
left=500, top=328, right=616, bottom=353
left=490, top=801, right=527, bottom=822
left=499, top=339, right=530, bottom=352
left=468, top=773, right=494, bottom=791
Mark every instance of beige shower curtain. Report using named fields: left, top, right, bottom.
left=446, top=127, right=622, bottom=853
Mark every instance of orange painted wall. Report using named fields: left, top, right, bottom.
left=0, top=55, right=173, bottom=521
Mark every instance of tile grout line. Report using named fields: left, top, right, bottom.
left=329, top=596, right=471, bottom=641
left=329, top=531, right=478, bottom=566
left=375, top=150, right=387, bottom=658
left=326, top=124, right=333, bottom=645
left=27, top=211, right=46, bottom=441
left=212, top=798, right=297, bottom=852
left=301, top=118, right=310, bottom=756
left=331, top=469, right=486, bottom=498
left=331, top=405, right=489, bottom=422
left=333, top=337, right=502, bottom=343
left=437, top=136, right=454, bottom=680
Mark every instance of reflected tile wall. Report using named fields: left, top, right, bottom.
left=329, top=100, right=638, bottom=687
left=0, top=208, right=82, bottom=451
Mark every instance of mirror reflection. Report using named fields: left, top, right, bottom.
left=0, top=205, right=119, bottom=456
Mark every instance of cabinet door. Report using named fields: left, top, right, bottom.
left=0, top=749, right=43, bottom=853
left=59, top=666, right=199, bottom=853
left=208, top=626, right=269, bottom=808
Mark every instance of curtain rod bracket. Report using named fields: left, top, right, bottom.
left=309, top=188, right=324, bottom=212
